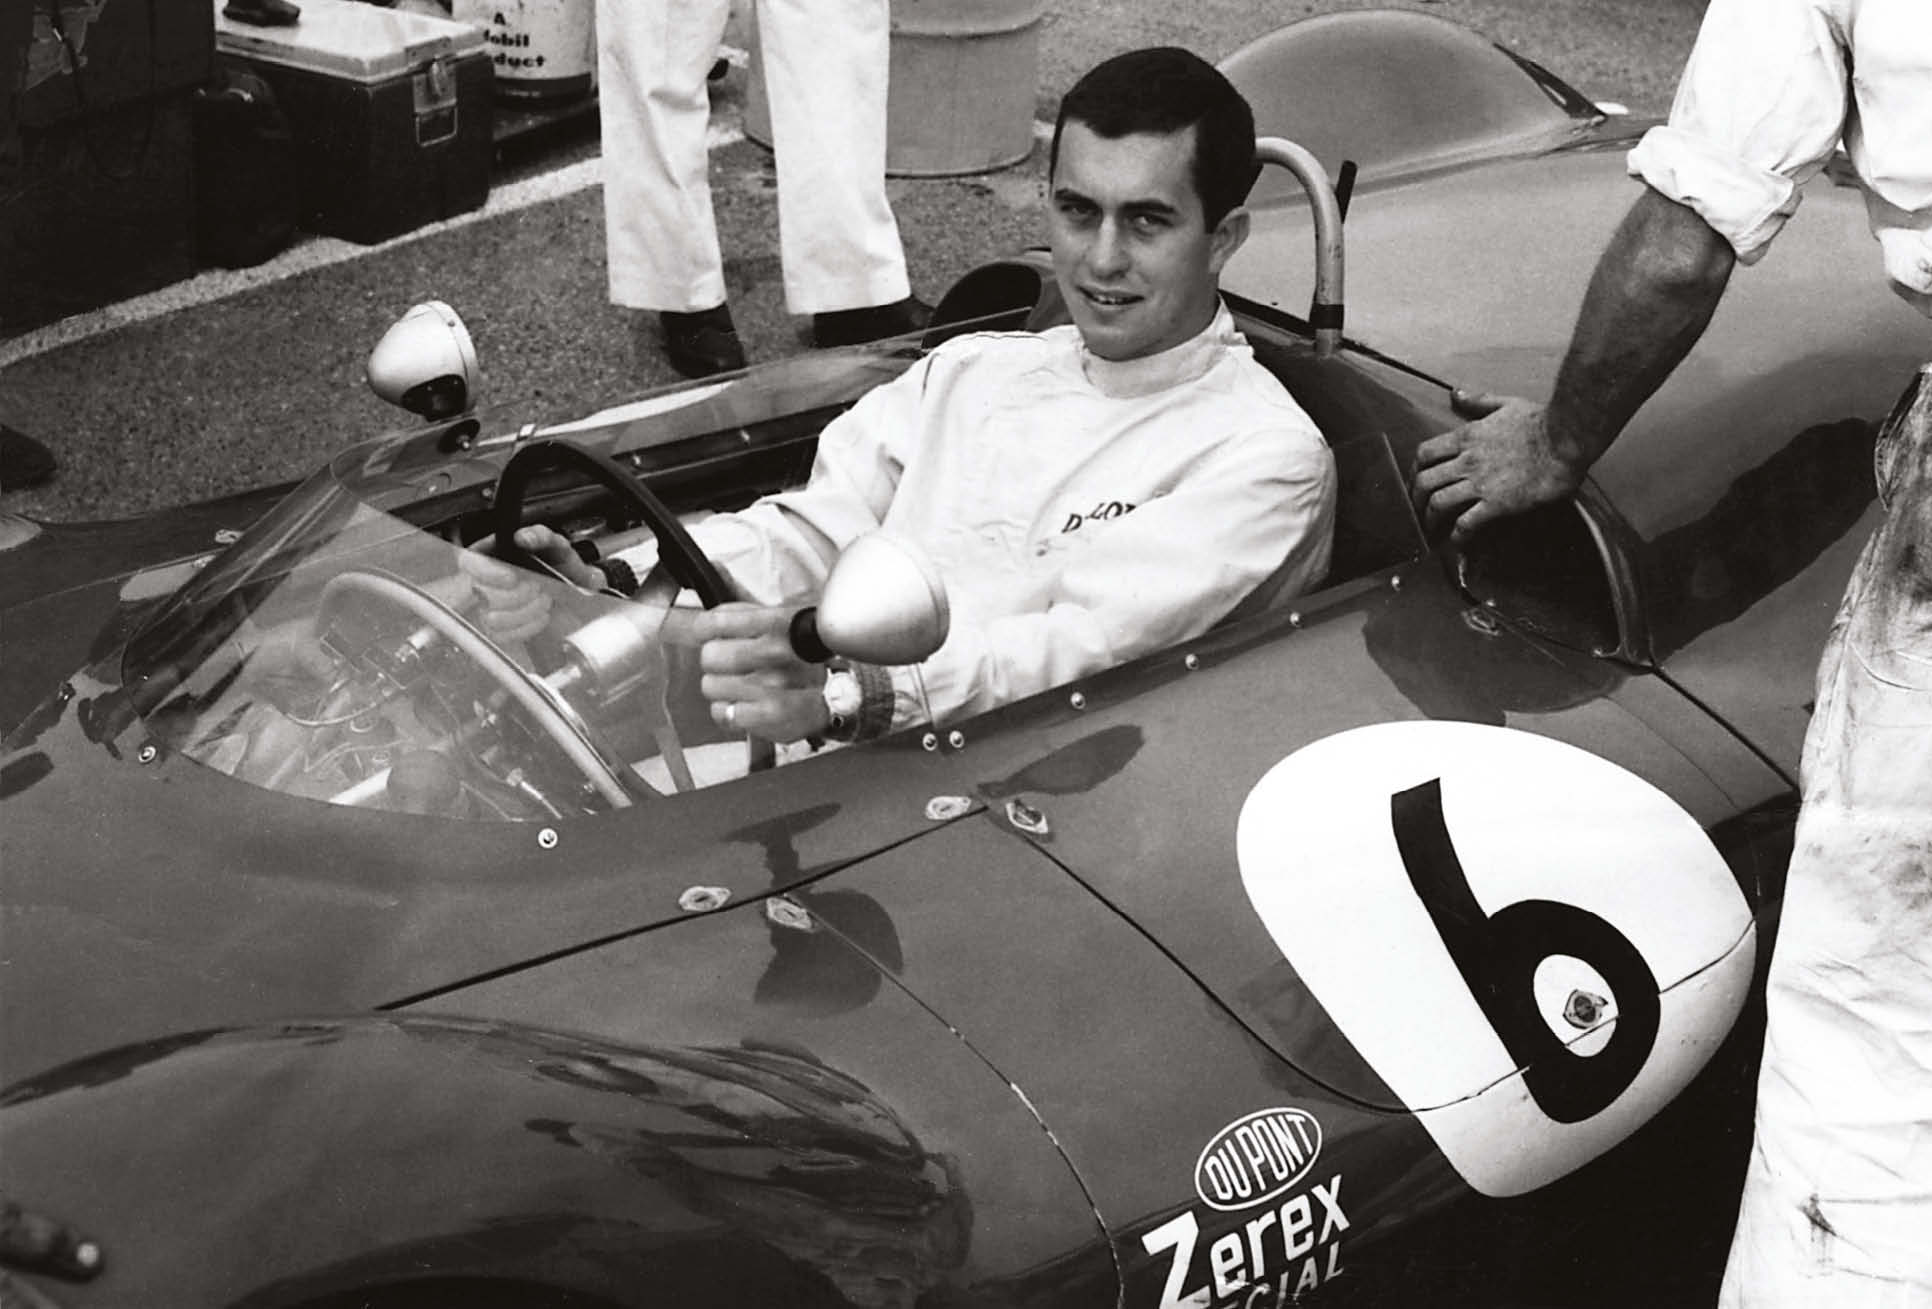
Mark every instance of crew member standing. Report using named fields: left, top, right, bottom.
left=1412, top=0, right=1931, bottom=1300
left=595, top=0, right=929, bottom=378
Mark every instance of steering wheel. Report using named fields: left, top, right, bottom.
left=492, top=439, right=732, bottom=605
left=490, top=439, right=777, bottom=784
left=318, top=568, right=641, bottom=811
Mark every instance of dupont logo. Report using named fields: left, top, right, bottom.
left=1193, top=1107, right=1324, bottom=1211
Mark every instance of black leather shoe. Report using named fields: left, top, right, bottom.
left=223, top=0, right=300, bottom=25
left=812, top=296, right=933, bottom=349
left=660, top=306, right=747, bottom=378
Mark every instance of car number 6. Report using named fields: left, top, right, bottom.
left=1236, top=721, right=1754, bottom=1197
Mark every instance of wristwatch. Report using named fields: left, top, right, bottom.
left=822, top=666, right=864, bottom=741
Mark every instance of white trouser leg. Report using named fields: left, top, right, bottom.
left=596, top=0, right=732, bottom=312
left=756, top=0, right=911, bottom=314
left=1719, top=365, right=1932, bottom=1306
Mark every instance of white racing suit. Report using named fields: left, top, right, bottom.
left=613, top=304, right=1337, bottom=733
left=594, top=0, right=910, bottom=314
left=1720, top=365, right=1932, bottom=1305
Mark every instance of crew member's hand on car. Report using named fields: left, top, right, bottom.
left=1411, top=390, right=1592, bottom=543
left=458, top=525, right=602, bottom=644
left=695, top=603, right=831, bottom=744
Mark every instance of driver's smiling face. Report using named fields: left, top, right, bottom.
left=1049, top=121, right=1248, bottom=363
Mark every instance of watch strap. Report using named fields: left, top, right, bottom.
left=848, top=661, right=897, bottom=741
left=823, top=662, right=896, bottom=742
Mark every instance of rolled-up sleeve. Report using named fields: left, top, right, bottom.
left=1626, top=0, right=1851, bottom=264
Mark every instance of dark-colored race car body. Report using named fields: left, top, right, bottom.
left=4, top=12, right=1927, bottom=1308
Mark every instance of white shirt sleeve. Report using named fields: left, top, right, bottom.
left=613, top=355, right=933, bottom=603
left=888, top=426, right=1337, bottom=730
left=1625, top=0, right=1852, bottom=264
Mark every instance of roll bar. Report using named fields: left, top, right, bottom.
left=1255, top=136, right=1345, bottom=357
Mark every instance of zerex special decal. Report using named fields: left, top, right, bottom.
left=1146, top=1107, right=1349, bottom=1309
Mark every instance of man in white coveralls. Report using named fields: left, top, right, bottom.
left=595, top=0, right=928, bottom=376
left=1411, top=0, right=1932, bottom=1298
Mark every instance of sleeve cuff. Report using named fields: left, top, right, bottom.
left=1628, top=125, right=1803, bottom=265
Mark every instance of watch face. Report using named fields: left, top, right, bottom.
left=824, top=672, right=864, bottom=717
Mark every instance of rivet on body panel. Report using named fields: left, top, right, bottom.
left=1069, top=691, right=1087, bottom=710
left=537, top=827, right=559, bottom=849
left=1389, top=572, right=1404, bottom=591
left=137, top=744, right=158, bottom=764
left=1288, top=611, right=1304, bottom=628
left=766, top=896, right=815, bottom=932
left=947, top=729, right=966, bottom=749
left=922, top=732, right=939, bottom=751
left=214, top=528, right=243, bottom=546
left=925, top=795, right=973, bottom=821
left=1006, top=798, right=1051, bottom=837
left=680, top=885, right=731, bottom=912
left=1184, top=653, right=1200, bottom=670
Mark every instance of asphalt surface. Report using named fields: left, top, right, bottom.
left=0, top=0, right=1705, bottom=522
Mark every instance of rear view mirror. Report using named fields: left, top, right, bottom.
left=789, top=533, right=950, bottom=665
left=366, top=300, right=481, bottom=419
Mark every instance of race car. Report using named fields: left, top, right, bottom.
left=3, top=10, right=1926, bottom=1307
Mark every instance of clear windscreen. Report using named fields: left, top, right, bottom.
left=117, top=342, right=935, bottom=820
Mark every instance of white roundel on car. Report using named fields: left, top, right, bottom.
left=1235, top=720, right=1755, bottom=1198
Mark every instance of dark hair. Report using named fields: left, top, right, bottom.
left=1049, top=47, right=1258, bottom=228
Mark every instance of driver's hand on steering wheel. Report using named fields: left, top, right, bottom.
left=459, top=526, right=602, bottom=644
left=695, top=604, right=832, bottom=744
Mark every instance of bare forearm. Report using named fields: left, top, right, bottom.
left=1547, top=186, right=1736, bottom=466
left=1410, top=188, right=1739, bottom=540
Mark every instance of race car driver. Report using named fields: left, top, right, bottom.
left=466, top=47, right=1336, bottom=748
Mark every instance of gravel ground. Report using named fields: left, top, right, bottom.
left=0, top=0, right=1707, bottom=520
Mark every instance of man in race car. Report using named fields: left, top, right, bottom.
left=468, top=46, right=1336, bottom=747
left=1411, top=0, right=1932, bottom=1298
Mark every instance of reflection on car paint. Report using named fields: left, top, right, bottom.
left=518, top=1032, right=972, bottom=1309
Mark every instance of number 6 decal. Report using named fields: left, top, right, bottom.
left=1391, top=777, right=1660, bottom=1123
left=1236, top=722, right=1753, bottom=1197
